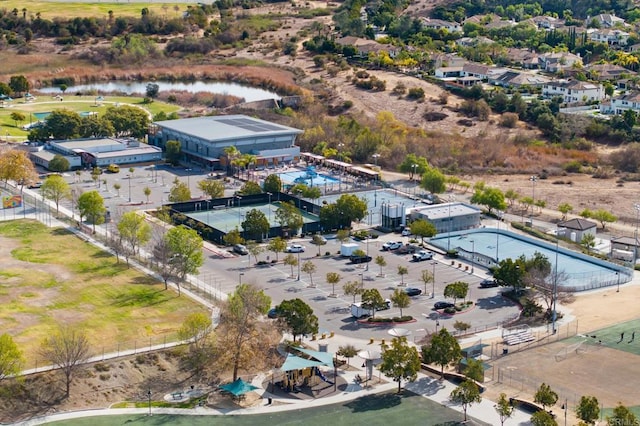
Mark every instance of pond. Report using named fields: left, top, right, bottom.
left=36, top=81, right=280, bottom=102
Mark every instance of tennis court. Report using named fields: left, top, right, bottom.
left=184, top=201, right=316, bottom=233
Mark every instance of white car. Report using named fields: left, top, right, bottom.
left=382, top=241, right=403, bottom=251
left=286, top=244, right=305, bottom=253
left=401, top=229, right=411, bottom=236
left=412, top=250, right=434, bottom=261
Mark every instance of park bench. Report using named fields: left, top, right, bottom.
left=171, top=392, right=183, bottom=400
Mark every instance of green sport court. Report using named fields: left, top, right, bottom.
left=48, top=391, right=488, bottom=425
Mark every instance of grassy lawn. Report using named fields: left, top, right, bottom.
left=2, top=2, right=189, bottom=19
left=49, top=391, right=482, bottom=425
left=0, top=96, right=180, bottom=137
left=0, top=220, right=207, bottom=366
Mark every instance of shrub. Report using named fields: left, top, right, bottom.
left=500, top=112, right=519, bottom=128
left=563, top=160, right=582, bottom=173
left=94, top=363, right=110, bottom=372
left=407, top=87, right=425, bottom=100
left=444, top=307, right=456, bottom=314
left=453, top=321, right=471, bottom=332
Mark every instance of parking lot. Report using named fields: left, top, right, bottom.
left=200, top=235, right=521, bottom=341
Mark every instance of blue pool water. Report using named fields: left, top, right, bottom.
left=431, top=229, right=630, bottom=291
left=278, top=170, right=340, bottom=186
left=33, top=111, right=94, bottom=120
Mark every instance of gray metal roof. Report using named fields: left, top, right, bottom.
left=154, top=114, right=302, bottom=143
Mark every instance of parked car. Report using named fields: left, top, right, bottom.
left=397, top=244, right=419, bottom=255
left=382, top=241, right=403, bottom=251
left=401, top=228, right=411, bottom=237
left=106, top=164, right=120, bottom=173
left=28, top=181, right=43, bottom=189
left=233, top=244, right=248, bottom=255
left=286, top=244, right=305, bottom=253
left=350, top=254, right=372, bottom=264
left=434, top=301, right=455, bottom=310
left=480, top=279, right=499, bottom=288
left=403, top=287, right=422, bottom=297
left=312, top=235, right=327, bottom=244
left=412, top=250, right=434, bottom=262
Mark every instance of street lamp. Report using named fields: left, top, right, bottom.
left=365, top=237, right=370, bottom=271
left=435, top=318, right=440, bottom=334
left=127, top=174, right=132, bottom=202
left=431, top=261, right=437, bottom=299
left=552, top=238, right=559, bottom=334
left=447, top=195, right=455, bottom=251
left=267, top=192, right=272, bottom=222
left=147, top=389, right=152, bottom=416
left=358, top=273, right=364, bottom=287
left=185, top=168, right=192, bottom=189
left=469, top=239, right=475, bottom=274
left=239, top=272, right=244, bottom=285
left=297, top=251, right=301, bottom=281
left=372, top=153, right=380, bottom=166
left=411, top=163, right=418, bottom=180
left=530, top=175, right=538, bottom=203
left=616, top=271, right=620, bottom=293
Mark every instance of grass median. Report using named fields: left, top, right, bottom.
left=0, top=219, right=208, bottom=366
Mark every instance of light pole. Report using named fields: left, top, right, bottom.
left=127, top=174, right=132, bottom=202
left=530, top=175, right=537, bottom=203
left=372, top=153, right=380, bottom=166
left=431, top=261, right=437, bottom=299
left=267, top=192, right=272, bottom=223
left=297, top=250, right=301, bottom=281
left=552, top=238, right=559, bottom=334
left=147, top=389, right=152, bottom=416
left=435, top=318, right=440, bottom=334
left=186, top=168, right=192, bottom=189
left=365, top=237, right=369, bottom=271
left=359, top=273, right=364, bottom=287
left=239, top=272, right=244, bottom=285
left=447, top=195, right=455, bottom=251
left=616, top=271, right=620, bottom=293
left=469, top=239, right=475, bottom=274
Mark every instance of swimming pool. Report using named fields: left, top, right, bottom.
left=32, top=111, right=94, bottom=120
left=430, top=229, right=631, bottom=291
left=278, top=170, right=340, bottom=186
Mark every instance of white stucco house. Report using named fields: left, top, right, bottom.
left=542, top=80, right=604, bottom=103
left=588, top=28, right=630, bottom=46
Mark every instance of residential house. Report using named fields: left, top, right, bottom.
left=600, top=91, right=640, bottom=114
left=588, top=28, right=630, bottom=46
left=586, top=63, right=629, bottom=81
left=461, top=63, right=492, bottom=80
left=557, top=218, right=597, bottom=242
left=542, top=80, right=604, bottom=103
left=456, top=36, right=495, bottom=47
left=335, top=36, right=399, bottom=58
left=539, top=52, right=582, bottom=73
left=490, top=70, right=551, bottom=88
left=435, top=66, right=464, bottom=79
left=503, top=48, right=540, bottom=69
left=589, top=13, right=626, bottom=28
left=420, top=18, right=462, bottom=33
left=525, top=15, right=565, bottom=30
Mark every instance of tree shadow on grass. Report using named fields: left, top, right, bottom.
left=343, top=391, right=403, bottom=413
left=131, top=275, right=159, bottom=285
left=51, top=228, right=73, bottom=236
left=91, top=250, right=113, bottom=259
left=112, top=288, right=167, bottom=307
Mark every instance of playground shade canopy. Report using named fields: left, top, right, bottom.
left=219, top=378, right=259, bottom=396
left=279, top=348, right=335, bottom=372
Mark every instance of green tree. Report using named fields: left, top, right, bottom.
left=224, top=227, right=244, bottom=247
left=470, top=186, right=507, bottom=213
left=275, top=201, right=304, bottom=235
left=420, top=167, right=446, bottom=194
left=246, top=241, right=264, bottom=264
left=218, top=283, right=271, bottom=380
left=391, top=288, right=411, bottom=317
left=361, top=288, right=386, bottom=317
left=165, top=140, right=182, bottom=166
left=41, top=174, right=70, bottom=214
left=168, top=178, right=191, bottom=202
left=398, top=153, right=429, bottom=179
left=534, top=382, right=559, bottom=411
left=320, top=194, right=368, bottom=229
left=198, top=179, right=225, bottom=199
left=9, top=111, right=25, bottom=127
left=8, top=75, right=29, bottom=95
left=420, top=269, right=434, bottom=297
left=558, top=202, right=573, bottom=220
left=275, top=298, right=319, bottom=341
left=576, top=395, right=600, bottom=425
left=493, top=257, right=526, bottom=293
left=48, top=154, right=70, bottom=173
left=590, top=209, right=617, bottom=229
left=495, top=392, right=515, bottom=426
left=263, top=174, right=282, bottom=193
left=267, top=236, right=286, bottom=261
left=0, top=333, right=24, bottom=384
left=336, top=229, right=350, bottom=243
left=45, top=109, right=82, bottom=140
left=450, top=380, right=482, bottom=422
left=0, top=150, right=36, bottom=186
left=421, top=328, right=461, bottom=379
left=77, top=190, right=106, bottom=232
left=301, top=260, right=317, bottom=286
left=239, top=181, right=263, bottom=196
left=337, top=344, right=358, bottom=366
left=143, top=187, right=151, bottom=203
left=166, top=225, right=204, bottom=295
left=103, top=105, right=150, bottom=138
left=410, top=219, right=437, bottom=244
left=531, top=410, right=558, bottom=426
left=379, top=336, right=421, bottom=393
left=581, top=233, right=596, bottom=252
left=444, top=281, right=469, bottom=304
left=505, top=189, right=520, bottom=207
left=146, top=83, right=160, bottom=99
left=311, top=234, right=327, bottom=256
left=284, top=253, right=298, bottom=278
left=242, top=208, right=270, bottom=241
left=463, top=358, right=484, bottom=382
left=607, top=403, right=638, bottom=425
left=375, top=255, right=387, bottom=276
left=178, top=312, right=213, bottom=372
left=39, top=325, right=90, bottom=397
left=343, top=280, right=363, bottom=302
left=397, top=265, right=408, bottom=286
left=326, top=272, right=341, bottom=296
left=117, top=211, right=151, bottom=265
